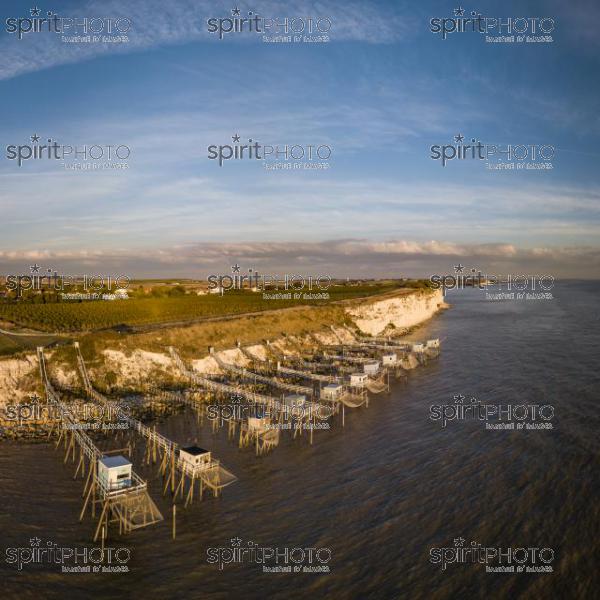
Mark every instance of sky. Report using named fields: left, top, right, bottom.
left=0, top=0, right=599, bottom=278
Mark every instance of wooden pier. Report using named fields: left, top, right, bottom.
left=170, top=347, right=331, bottom=447
left=37, top=347, right=163, bottom=541
left=277, top=364, right=341, bottom=384
left=211, top=350, right=313, bottom=397
left=73, top=343, right=237, bottom=504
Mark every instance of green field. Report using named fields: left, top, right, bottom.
left=0, top=333, right=22, bottom=355
left=0, top=331, right=67, bottom=356
left=0, top=283, right=405, bottom=333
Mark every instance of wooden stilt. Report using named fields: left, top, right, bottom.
left=171, top=449, right=175, bottom=493
left=94, top=500, right=110, bottom=542
left=80, top=479, right=94, bottom=521
left=172, top=505, right=176, bottom=540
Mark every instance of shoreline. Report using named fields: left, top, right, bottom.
left=0, top=288, right=446, bottom=437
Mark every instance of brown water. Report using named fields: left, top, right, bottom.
left=1, top=281, right=598, bottom=599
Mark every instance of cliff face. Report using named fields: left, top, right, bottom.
left=0, top=288, right=446, bottom=404
left=0, top=355, right=38, bottom=405
left=345, top=289, right=444, bottom=336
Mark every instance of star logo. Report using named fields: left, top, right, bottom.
left=454, top=537, right=465, bottom=546
left=231, top=7, right=241, bottom=16
left=454, top=7, right=465, bottom=17
left=454, top=134, right=464, bottom=143
left=232, top=134, right=240, bottom=143
left=453, top=394, right=465, bottom=404
left=231, top=263, right=241, bottom=273
left=30, top=7, right=41, bottom=17
left=454, top=264, right=464, bottom=273
left=30, top=537, right=42, bottom=547
left=29, top=392, right=41, bottom=403
left=230, top=537, right=242, bottom=547
left=30, top=263, right=40, bottom=273
left=31, top=134, right=40, bottom=143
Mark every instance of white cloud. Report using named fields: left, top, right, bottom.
left=1, top=239, right=598, bottom=279
left=0, top=0, right=412, bottom=81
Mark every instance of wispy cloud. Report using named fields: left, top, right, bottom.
left=0, top=0, right=412, bottom=81
left=1, top=159, right=599, bottom=250
left=1, top=239, right=598, bottom=278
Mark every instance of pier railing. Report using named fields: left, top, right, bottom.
left=277, top=364, right=340, bottom=384
left=73, top=344, right=237, bottom=498
left=37, top=346, right=151, bottom=500
left=73, top=343, right=177, bottom=455
left=170, top=346, right=288, bottom=413
left=212, top=352, right=313, bottom=396
left=321, top=352, right=373, bottom=364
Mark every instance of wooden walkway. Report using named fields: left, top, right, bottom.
left=73, top=343, right=237, bottom=502
left=212, top=352, right=313, bottom=396
left=37, top=347, right=163, bottom=540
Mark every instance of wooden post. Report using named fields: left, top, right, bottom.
left=171, top=448, right=175, bottom=493
left=74, top=452, right=84, bottom=479
left=94, top=500, right=109, bottom=542
left=152, top=427, right=157, bottom=463
left=172, top=505, right=176, bottom=540
left=80, top=476, right=94, bottom=521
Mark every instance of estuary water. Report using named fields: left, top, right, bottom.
left=1, top=281, right=598, bottom=599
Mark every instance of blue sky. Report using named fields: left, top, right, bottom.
left=0, top=0, right=599, bottom=277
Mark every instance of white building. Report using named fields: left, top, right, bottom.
left=321, top=383, right=343, bottom=400
left=98, top=455, right=132, bottom=491
left=412, top=343, right=425, bottom=354
left=179, top=446, right=212, bottom=470
left=426, top=339, right=440, bottom=349
left=284, top=394, right=306, bottom=408
left=350, top=373, right=368, bottom=387
left=247, top=416, right=269, bottom=432
left=208, top=286, right=224, bottom=294
left=381, top=353, right=397, bottom=366
left=363, top=361, right=380, bottom=375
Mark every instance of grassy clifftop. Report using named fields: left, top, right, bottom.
left=0, top=282, right=403, bottom=334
